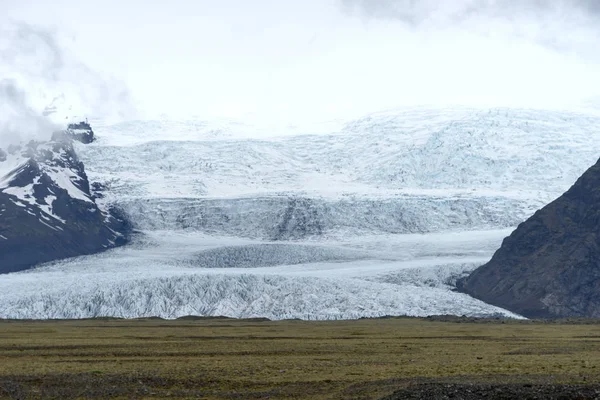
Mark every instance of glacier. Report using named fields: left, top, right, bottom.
left=2, top=106, right=600, bottom=320
left=0, top=230, right=519, bottom=319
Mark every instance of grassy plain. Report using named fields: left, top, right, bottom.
left=2, top=317, right=600, bottom=399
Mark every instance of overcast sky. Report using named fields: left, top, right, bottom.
left=2, top=0, right=600, bottom=124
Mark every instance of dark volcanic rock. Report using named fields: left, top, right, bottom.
left=0, top=134, right=130, bottom=274
left=90, top=182, right=108, bottom=199
left=458, top=158, right=600, bottom=318
left=52, top=121, right=95, bottom=144
left=382, top=383, right=600, bottom=400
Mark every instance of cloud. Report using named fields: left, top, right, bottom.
left=0, top=22, right=65, bottom=81
left=0, top=21, right=136, bottom=145
left=340, top=0, right=600, bottom=61
left=3, top=2, right=597, bottom=126
left=340, top=0, right=600, bottom=25
left=0, top=79, right=60, bottom=144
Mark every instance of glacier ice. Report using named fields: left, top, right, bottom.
left=0, top=230, right=519, bottom=320
left=0, top=272, right=520, bottom=320
left=3, top=106, right=600, bottom=320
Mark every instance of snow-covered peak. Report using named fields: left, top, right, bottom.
left=0, top=137, right=93, bottom=225
left=0, top=123, right=131, bottom=273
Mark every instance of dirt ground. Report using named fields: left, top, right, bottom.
left=2, top=316, right=600, bottom=399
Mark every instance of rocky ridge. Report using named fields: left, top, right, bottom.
left=458, top=157, right=600, bottom=318
left=0, top=123, right=130, bottom=274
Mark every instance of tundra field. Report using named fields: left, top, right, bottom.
left=2, top=317, right=600, bottom=399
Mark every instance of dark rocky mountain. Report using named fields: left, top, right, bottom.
left=458, top=157, right=600, bottom=318
left=0, top=123, right=130, bottom=274
left=63, top=121, right=95, bottom=144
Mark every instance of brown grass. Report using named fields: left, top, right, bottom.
left=1, top=317, right=600, bottom=399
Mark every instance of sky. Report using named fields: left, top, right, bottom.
left=1, top=0, right=600, bottom=126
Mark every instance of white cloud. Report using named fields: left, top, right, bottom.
left=0, top=20, right=136, bottom=138
left=3, top=0, right=599, bottom=125
left=0, top=79, right=60, bottom=144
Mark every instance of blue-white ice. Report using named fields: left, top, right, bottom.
left=2, top=106, right=600, bottom=320
left=0, top=229, right=518, bottom=319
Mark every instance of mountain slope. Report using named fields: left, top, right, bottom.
left=0, top=125, right=130, bottom=273
left=458, top=157, right=600, bottom=318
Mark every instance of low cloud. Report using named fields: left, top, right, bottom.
left=0, top=21, right=136, bottom=145
left=0, top=79, right=60, bottom=144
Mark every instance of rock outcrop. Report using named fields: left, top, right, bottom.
left=52, top=121, right=95, bottom=144
left=0, top=126, right=130, bottom=274
left=458, top=158, right=600, bottom=318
